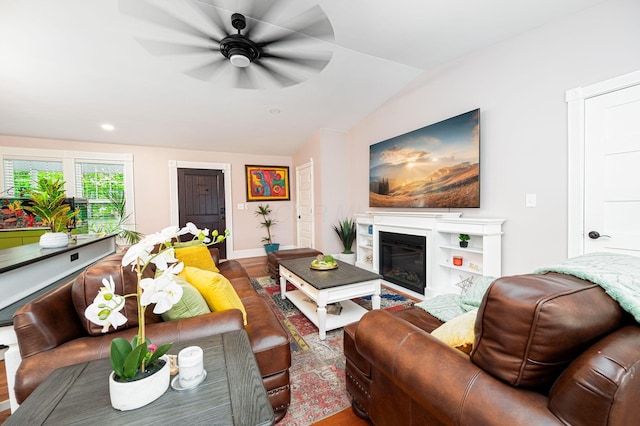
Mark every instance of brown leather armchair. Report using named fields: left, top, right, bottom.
left=345, top=272, right=640, bottom=425
left=13, top=249, right=292, bottom=422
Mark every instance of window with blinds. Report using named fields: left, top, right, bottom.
left=2, top=159, right=64, bottom=197
left=1, top=148, right=134, bottom=236
left=74, top=162, right=126, bottom=233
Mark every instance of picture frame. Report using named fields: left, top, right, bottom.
left=245, top=165, right=290, bottom=201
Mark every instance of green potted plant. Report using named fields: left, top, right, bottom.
left=99, top=194, right=144, bottom=250
left=333, top=218, right=357, bottom=264
left=255, top=203, right=279, bottom=253
left=458, top=234, right=470, bottom=248
left=24, top=177, right=80, bottom=248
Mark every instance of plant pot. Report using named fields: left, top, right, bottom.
left=264, top=243, right=280, bottom=253
left=109, top=356, right=170, bottom=411
left=39, top=232, right=69, bottom=248
left=459, top=241, right=468, bottom=248
left=339, top=252, right=356, bottom=265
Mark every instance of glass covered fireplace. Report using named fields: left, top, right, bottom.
left=378, top=231, right=426, bottom=294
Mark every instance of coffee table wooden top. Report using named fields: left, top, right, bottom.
left=279, top=257, right=381, bottom=289
left=7, top=329, right=273, bottom=426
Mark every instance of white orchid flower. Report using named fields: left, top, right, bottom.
left=158, top=225, right=183, bottom=241
left=139, top=273, right=183, bottom=314
left=84, top=276, right=127, bottom=332
left=85, top=301, right=128, bottom=333
left=150, top=247, right=178, bottom=271
left=183, top=222, right=211, bottom=243
left=121, top=239, right=154, bottom=268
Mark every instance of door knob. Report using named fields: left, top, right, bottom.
left=588, top=231, right=611, bottom=239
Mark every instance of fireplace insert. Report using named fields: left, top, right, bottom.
left=379, top=231, right=426, bottom=294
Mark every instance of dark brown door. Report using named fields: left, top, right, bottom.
left=177, top=168, right=227, bottom=258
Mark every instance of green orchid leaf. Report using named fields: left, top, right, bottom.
left=122, top=344, right=148, bottom=379
left=147, top=342, right=172, bottom=365
left=110, top=338, right=133, bottom=378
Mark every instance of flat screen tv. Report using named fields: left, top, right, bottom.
left=369, top=109, right=480, bottom=208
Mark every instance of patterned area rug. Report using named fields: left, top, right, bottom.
left=251, top=276, right=414, bottom=425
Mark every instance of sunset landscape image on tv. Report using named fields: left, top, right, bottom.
left=369, top=109, right=480, bottom=208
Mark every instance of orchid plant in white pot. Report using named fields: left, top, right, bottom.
left=84, top=222, right=228, bottom=410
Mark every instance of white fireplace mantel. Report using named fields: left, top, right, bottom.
left=354, top=212, right=504, bottom=300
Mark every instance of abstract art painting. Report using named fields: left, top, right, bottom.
left=245, top=165, right=290, bottom=201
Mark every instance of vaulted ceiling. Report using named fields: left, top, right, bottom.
left=0, top=0, right=607, bottom=155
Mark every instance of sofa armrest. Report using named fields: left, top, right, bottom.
left=13, top=280, right=87, bottom=359
left=355, top=310, right=562, bottom=425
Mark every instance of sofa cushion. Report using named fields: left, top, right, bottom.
left=431, top=308, right=478, bottom=354
left=160, top=275, right=211, bottom=321
left=182, top=266, right=247, bottom=325
left=471, top=272, right=626, bottom=389
left=175, top=244, right=220, bottom=273
left=72, top=253, right=162, bottom=336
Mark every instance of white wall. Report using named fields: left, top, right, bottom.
left=0, top=135, right=295, bottom=257
left=346, top=0, right=640, bottom=275
left=293, top=128, right=350, bottom=255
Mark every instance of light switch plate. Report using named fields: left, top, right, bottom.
left=525, top=193, right=537, bottom=207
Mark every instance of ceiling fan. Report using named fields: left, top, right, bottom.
left=119, top=0, right=335, bottom=89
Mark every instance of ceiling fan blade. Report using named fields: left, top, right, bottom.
left=136, top=38, right=220, bottom=56
left=242, top=0, right=281, bottom=39
left=119, top=0, right=221, bottom=43
left=254, top=61, right=300, bottom=87
left=233, top=67, right=258, bottom=89
left=184, top=56, right=227, bottom=81
left=261, top=52, right=331, bottom=72
left=256, top=5, right=334, bottom=46
left=187, top=0, right=229, bottom=39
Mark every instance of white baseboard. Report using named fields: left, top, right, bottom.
left=230, top=245, right=297, bottom=260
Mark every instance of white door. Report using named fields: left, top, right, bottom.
left=583, top=84, right=640, bottom=255
left=296, top=161, right=315, bottom=248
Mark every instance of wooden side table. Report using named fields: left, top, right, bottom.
left=6, top=329, right=273, bottom=425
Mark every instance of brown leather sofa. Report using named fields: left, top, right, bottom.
left=13, top=249, right=291, bottom=422
left=344, top=272, right=640, bottom=425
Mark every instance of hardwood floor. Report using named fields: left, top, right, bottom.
left=237, top=255, right=370, bottom=425
left=0, top=255, right=370, bottom=425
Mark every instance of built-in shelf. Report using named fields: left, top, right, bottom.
left=354, top=213, right=504, bottom=299
left=354, top=214, right=374, bottom=271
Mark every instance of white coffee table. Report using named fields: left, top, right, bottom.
left=279, top=257, right=381, bottom=340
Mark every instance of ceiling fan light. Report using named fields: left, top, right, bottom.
left=230, top=53, right=250, bottom=68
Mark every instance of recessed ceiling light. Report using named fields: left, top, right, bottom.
left=101, top=123, right=115, bottom=131
left=268, top=107, right=281, bottom=115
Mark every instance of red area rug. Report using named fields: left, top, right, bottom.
left=252, top=277, right=414, bottom=425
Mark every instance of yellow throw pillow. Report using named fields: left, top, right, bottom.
left=174, top=244, right=219, bottom=273
left=182, top=266, right=247, bottom=325
left=430, top=308, right=478, bottom=354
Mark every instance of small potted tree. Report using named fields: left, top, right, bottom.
left=333, top=218, right=357, bottom=264
left=25, top=177, right=80, bottom=248
left=97, top=194, right=144, bottom=251
left=458, top=234, right=470, bottom=248
left=255, top=204, right=279, bottom=253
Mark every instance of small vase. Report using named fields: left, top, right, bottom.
left=109, top=356, right=170, bottom=411
left=264, top=243, right=280, bottom=253
left=340, top=252, right=356, bottom=265
left=39, top=232, right=69, bottom=248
